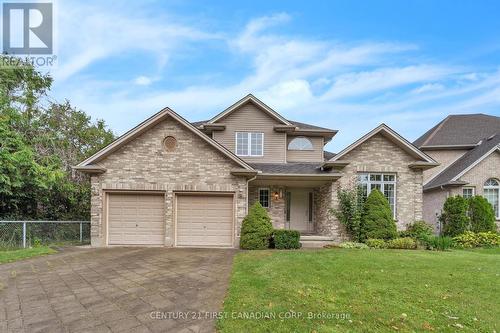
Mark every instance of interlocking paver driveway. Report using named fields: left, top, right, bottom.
left=0, top=247, right=236, bottom=333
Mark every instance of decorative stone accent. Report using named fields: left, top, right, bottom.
left=89, top=116, right=247, bottom=247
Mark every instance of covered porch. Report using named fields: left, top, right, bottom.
left=247, top=167, right=341, bottom=237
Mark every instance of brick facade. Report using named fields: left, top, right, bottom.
left=90, top=115, right=247, bottom=247
left=423, top=151, right=500, bottom=230
left=316, top=134, right=425, bottom=240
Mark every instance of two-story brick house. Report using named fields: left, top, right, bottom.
left=414, top=114, right=500, bottom=232
left=75, top=94, right=437, bottom=247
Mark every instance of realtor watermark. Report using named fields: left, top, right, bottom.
left=1, top=0, right=57, bottom=67
left=149, top=311, right=351, bottom=321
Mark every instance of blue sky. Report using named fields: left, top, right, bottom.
left=47, top=0, right=500, bottom=151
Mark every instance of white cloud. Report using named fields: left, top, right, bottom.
left=134, top=76, right=154, bottom=86
left=49, top=9, right=500, bottom=152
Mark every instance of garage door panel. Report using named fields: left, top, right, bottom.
left=108, top=193, right=165, bottom=245
left=176, top=194, right=233, bottom=247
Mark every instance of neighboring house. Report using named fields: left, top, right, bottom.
left=414, top=114, right=500, bottom=231
left=75, top=94, right=437, bottom=248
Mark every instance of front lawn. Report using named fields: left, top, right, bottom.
left=0, top=246, right=56, bottom=264
left=218, top=248, right=500, bottom=332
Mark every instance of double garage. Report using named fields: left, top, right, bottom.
left=106, top=192, right=235, bottom=247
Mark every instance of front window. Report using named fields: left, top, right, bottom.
left=288, top=137, right=313, bottom=150
left=484, top=178, right=499, bottom=219
left=259, top=188, right=270, bottom=208
left=462, top=187, right=475, bottom=199
left=236, top=132, right=263, bottom=156
left=358, top=173, right=396, bottom=217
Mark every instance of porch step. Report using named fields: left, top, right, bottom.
left=300, top=235, right=336, bottom=248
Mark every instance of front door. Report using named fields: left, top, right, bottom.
left=288, top=189, right=313, bottom=232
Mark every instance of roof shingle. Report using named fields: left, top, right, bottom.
left=414, top=114, right=500, bottom=148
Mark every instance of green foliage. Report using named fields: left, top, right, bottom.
left=399, top=220, right=434, bottom=241
left=240, top=203, right=274, bottom=250
left=365, top=238, right=387, bottom=249
left=420, top=235, right=454, bottom=251
left=0, top=55, right=115, bottom=220
left=339, top=241, right=369, bottom=249
left=386, top=237, right=417, bottom=249
left=452, top=231, right=500, bottom=248
left=361, top=189, right=397, bottom=240
left=440, top=196, right=469, bottom=236
left=468, top=196, right=496, bottom=233
left=273, top=229, right=301, bottom=249
left=331, top=185, right=365, bottom=242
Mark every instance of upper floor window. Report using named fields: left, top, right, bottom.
left=462, top=187, right=475, bottom=199
left=484, top=178, right=499, bottom=219
left=288, top=137, right=313, bottom=150
left=358, top=173, right=396, bottom=217
left=236, top=132, right=263, bottom=156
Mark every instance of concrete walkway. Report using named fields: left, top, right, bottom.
left=0, top=247, right=236, bottom=332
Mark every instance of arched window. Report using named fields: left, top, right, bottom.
left=288, top=137, right=313, bottom=150
left=484, top=178, right=499, bottom=219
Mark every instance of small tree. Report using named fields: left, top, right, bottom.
left=468, top=196, right=496, bottom=232
left=361, top=189, right=397, bottom=240
left=240, top=202, right=274, bottom=250
left=440, top=195, right=469, bottom=236
left=331, top=185, right=365, bottom=242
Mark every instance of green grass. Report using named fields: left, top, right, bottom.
left=0, top=246, right=56, bottom=264
left=218, top=249, right=500, bottom=332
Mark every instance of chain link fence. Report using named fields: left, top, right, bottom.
left=0, top=221, right=91, bottom=249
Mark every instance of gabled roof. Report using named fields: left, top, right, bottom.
left=424, top=134, right=500, bottom=191
left=324, top=124, right=437, bottom=167
left=207, top=94, right=292, bottom=125
left=75, top=108, right=254, bottom=171
left=414, top=114, right=500, bottom=148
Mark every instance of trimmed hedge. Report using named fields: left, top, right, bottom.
left=453, top=231, right=500, bottom=248
left=440, top=196, right=469, bottom=236
left=240, top=202, right=273, bottom=250
left=273, top=229, right=301, bottom=249
left=365, top=238, right=388, bottom=249
left=387, top=237, right=417, bottom=249
left=468, top=196, right=496, bottom=233
left=361, top=189, right=397, bottom=240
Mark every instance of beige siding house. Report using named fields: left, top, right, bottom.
left=75, top=94, right=437, bottom=248
left=415, top=114, right=500, bottom=231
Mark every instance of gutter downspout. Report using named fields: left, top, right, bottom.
left=246, top=175, right=257, bottom=215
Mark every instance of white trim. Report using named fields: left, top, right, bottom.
left=76, top=108, right=254, bottom=171
left=208, top=94, right=292, bottom=125
left=258, top=188, right=270, bottom=208
left=451, top=145, right=500, bottom=181
left=235, top=132, right=264, bottom=157
left=328, top=124, right=436, bottom=164
left=358, top=172, right=397, bottom=219
left=287, top=136, right=314, bottom=151
left=461, top=186, right=475, bottom=199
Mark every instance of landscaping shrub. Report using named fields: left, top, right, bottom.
left=421, top=235, right=454, bottom=251
left=331, top=185, right=365, bottom=242
left=361, top=189, right=397, bottom=240
left=339, top=242, right=369, bottom=249
left=400, top=220, right=434, bottom=241
left=386, top=237, right=417, bottom=249
left=468, top=196, right=496, bottom=233
left=440, top=196, right=469, bottom=236
left=273, top=229, right=301, bottom=249
left=240, top=202, right=274, bottom=250
left=365, top=238, right=387, bottom=249
left=452, top=231, right=500, bottom=248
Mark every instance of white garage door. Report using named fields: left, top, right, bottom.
left=176, top=194, right=233, bottom=247
left=108, top=193, right=165, bottom=245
